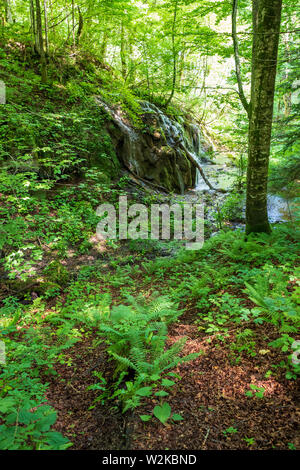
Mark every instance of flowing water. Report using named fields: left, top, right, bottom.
left=140, top=101, right=216, bottom=193
left=97, top=97, right=295, bottom=224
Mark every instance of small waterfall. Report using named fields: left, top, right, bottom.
left=140, top=101, right=185, bottom=148
left=140, top=101, right=207, bottom=189
left=267, top=195, right=294, bottom=223
left=97, top=97, right=210, bottom=192
left=183, top=123, right=208, bottom=189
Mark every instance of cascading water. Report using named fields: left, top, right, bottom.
left=140, top=101, right=207, bottom=191
left=97, top=96, right=212, bottom=192
left=140, top=101, right=185, bottom=146
left=184, top=123, right=208, bottom=189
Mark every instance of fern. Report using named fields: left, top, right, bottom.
left=94, top=294, right=199, bottom=412
left=245, top=277, right=300, bottom=329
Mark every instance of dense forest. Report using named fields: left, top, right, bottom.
left=0, top=0, right=299, bottom=454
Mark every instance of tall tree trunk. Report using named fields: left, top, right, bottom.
left=35, top=0, right=47, bottom=82
left=246, top=0, right=282, bottom=234
left=29, top=0, right=37, bottom=52
left=127, top=31, right=135, bottom=84
left=71, top=0, right=75, bottom=48
left=5, top=0, right=13, bottom=23
left=76, top=6, right=83, bottom=46
left=165, top=0, right=178, bottom=107
left=120, top=20, right=127, bottom=80
left=232, top=0, right=250, bottom=117
left=43, top=0, right=49, bottom=55
left=283, top=32, right=291, bottom=117
left=100, top=30, right=108, bottom=62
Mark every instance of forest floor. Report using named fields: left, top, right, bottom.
left=1, top=174, right=299, bottom=451
left=46, top=310, right=299, bottom=451
left=37, top=199, right=299, bottom=451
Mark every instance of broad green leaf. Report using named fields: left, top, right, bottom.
left=155, top=390, right=169, bottom=397
left=136, top=387, right=153, bottom=397
left=140, top=415, right=152, bottom=422
left=172, top=413, right=183, bottom=421
left=153, top=402, right=171, bottom=425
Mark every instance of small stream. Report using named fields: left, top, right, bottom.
left=182, top=152, right=296, bottom=228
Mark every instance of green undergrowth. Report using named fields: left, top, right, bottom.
left=1, top=222, right=299, bottom=447
left=1, top=39, right=299, bottom=450
left=0, top=296, right=80, bottom=449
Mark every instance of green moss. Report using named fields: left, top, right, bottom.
left=160, top=167, right=173, bottom=191
left=43, top=261, right=69, bottom=286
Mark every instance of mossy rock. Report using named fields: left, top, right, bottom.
left=85, top=168, right=111, bottom=184
left=226, top=153, right=238, bottom=166
left=97, top=171, right=111, bottom=184
left=160, top=167, right=173, bottom=192
left=38, top=281, right=62, bottom=297
left=43, top=260, right=69, bottom=286
left=6, top=278, right=61, bottom=297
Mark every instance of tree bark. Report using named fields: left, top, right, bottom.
left=165, top=0, right=178, bottom=107
left=232, top=0, right=250, bottom=117
left=100, top=30, right=108, bottom=62
left=35, top=0, right=47, bottom=82
left=71, top=0, right=75, bottom=48
left=29, top=0, right=37, bottom=52
left=43, top=0, right=49, bottom=55
left=76, top=6, right=83, bottom=46
left=4, top=0, right=13, bottom=23
left=120, top=20, right=127, bottom=80
left=246, top=0, right=282, bottom=234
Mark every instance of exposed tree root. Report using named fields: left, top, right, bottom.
left=180, top=143, right=227, bottom=193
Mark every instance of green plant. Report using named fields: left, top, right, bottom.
left=243, top=437, right=255, bottom=447
left=245, top=384, right=265, bottom=399
left=0, top=398, right=71, bottom=450
left=91, top=295, right=199, bottom=412
left=223, top=427, right=238, bottom=437
left=230, top=329, right=257, bottom=362
left=139, top=402, right=184, bottom=425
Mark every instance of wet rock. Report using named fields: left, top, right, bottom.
left=97, top=98, right=211, bottom=193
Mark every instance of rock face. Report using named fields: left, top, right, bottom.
left=97, top=98, right=212, bottom=193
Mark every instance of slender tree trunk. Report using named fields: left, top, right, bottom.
left=100, top=30, right=108, bottom=62
left=35, top=0, right=47, bottom=82
left=165, top=0, right=178, bottom=107
left=29, top=0, right=37, bottom=52
left=178, top=48, right=185, bottom=92
left=283, top=32, right=291, bottom=117
left=71, top=0, right=75, bottom=48
left=43, top=0, right=49, bottom=55
left=76, top=6, right=83, bottom=46
left=120, top=20, right=127, bottom=80
left=127, top=31, right=135, bottom=84
left=34, top=0, right=43, bottom=55
left=142, top=39, right=151, bottom=99
left=5, top=0, right=13, bottom=23
left=246, top=0, right=282, bottom=234
left=232, top=0, right=250, bottom=117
